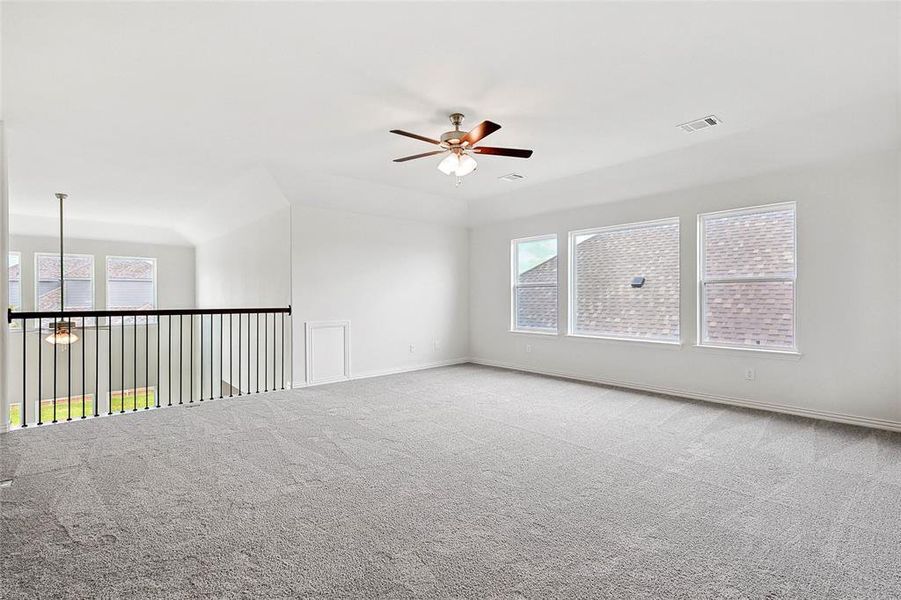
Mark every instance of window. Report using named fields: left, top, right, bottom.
left=107, top=257, right=156, bottom=324
left=699, top=202, right=796, bottom=351
left=511, top=235, right=558, bottom=333
left=35, top=253, right=94, bottom=320
left=9, top=252, right=21, bottom=330
left=569, top=218, right=680, bottom=342
left=9, top=252, right=21, bottom=311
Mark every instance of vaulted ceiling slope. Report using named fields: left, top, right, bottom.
left=3, top=2, right=899, bottom=242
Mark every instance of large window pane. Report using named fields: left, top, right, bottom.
left=36, top=254, right=94, bottom=311
left=107, top=257, right=156, bottom=324
left=515, top=286, right=558, bottom=331
left=699, top=203, right=797, bottom=351
left=703, top=281, right=794, bottom=349
left=516, top=239, right=557, bottom=285
left=572, top=219, right=680, bottom=341
left=703, top=208, right=795, bottom=279
left=512, top=236, right=558, bottom=332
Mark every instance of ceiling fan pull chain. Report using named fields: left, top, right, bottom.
left=455, top=176, right=463, bottom=187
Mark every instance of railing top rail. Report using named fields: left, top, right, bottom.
left=8, top=306, right=291, bottom=322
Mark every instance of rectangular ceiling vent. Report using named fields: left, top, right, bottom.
left=498, top=173, right=526, bottom=182
left=678, top=115, right=722, bottom=133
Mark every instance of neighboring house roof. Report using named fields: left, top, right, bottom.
left=37, top=255, right=93, bottom=280
left=9, top=263, right=20, bottom=280
left=516, top=210, right=794, bottom=346
left=108, top=258, right=153, bottom=280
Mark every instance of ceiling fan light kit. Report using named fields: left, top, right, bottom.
left=391, top=113, right=533, bottom=183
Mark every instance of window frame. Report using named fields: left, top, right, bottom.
left=105, top=255, right=158, bottom=310
left=510, top=234, right=559, bottom=335
left=34, top=252, right=96, bottom=312
left=567, top=217, right=681, bottom=344
left=697, top=201, right=798, bottom=354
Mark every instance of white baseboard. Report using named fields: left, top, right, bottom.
left=469, top=358, right=901, bottom=433
left=293, top=357, right=470, bottom=389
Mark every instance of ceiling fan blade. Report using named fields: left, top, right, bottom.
left=389, top=129, right=440, bottom=145
left=393, top=150, right=446, bottom=163
left=473, top=146, right=533, bottom=158
left=461, top=120, right=501, bottom=145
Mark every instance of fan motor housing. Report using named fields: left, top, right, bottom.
left=439, top=130, right=469, bottom=148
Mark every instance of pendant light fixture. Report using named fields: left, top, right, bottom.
left=45, top=192, right=79, bottom=345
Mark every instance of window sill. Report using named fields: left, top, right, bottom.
left=694, top=344, right=802, bottom=359
left=509, top=329, right=559, bottom=337
left=567, top=333, right=682, bottom=347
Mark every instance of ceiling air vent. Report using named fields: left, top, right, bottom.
left=678, top=115, right=722, bottom=133
left=498, top=173, right=526, bottom=182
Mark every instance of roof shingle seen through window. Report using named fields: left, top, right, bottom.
left=704, top=208, right=795, bottom=279
left=37, top=254, right=93, bottom=280
left=702, top=206, right=796, bottom=349
left=108, top=257, right=154, bottom=280
left=573, top=222, right=680, bottom=340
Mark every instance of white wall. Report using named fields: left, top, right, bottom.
left=195, top=209, right=291, bottom=309
left=291, top=205, right=470, bottom=383
left=0, top=123, right=9, bottom=432
left=194, top=209, right=291, bottom=393
left=470, top=151, right=901, bottom=427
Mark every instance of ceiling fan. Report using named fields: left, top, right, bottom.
left=390, top=113, right=533, bottom=180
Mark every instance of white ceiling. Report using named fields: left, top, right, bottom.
left=3, top=1, right=899, bottom=243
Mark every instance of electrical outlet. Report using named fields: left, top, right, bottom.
left=525, top=344, right=532, bottom=353
left=744, top=368, right=755, bottom=382
left=433, top=340, right=440, bottom=352
left=409, top=344, right=415, bottom=354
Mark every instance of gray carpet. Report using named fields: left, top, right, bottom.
left=2, top=364, right=900, bottom=599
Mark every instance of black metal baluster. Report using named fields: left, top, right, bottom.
left=145, top=315, right=149, bottom=409
left=290, top=306, right=294, bottom=389
left=38, top=318, right=43, bottom=425
left=168, top=315, right=172, bottom=407
left=53, top=317, right=58, bottom=423
left=21, top=318, right=27, bottom=427
left=108, top=318, right=112, bottom=416
left=156, top=315, right=160, bottom=408
left=217, top=313, right=222, bottom=399
left=272, top=312, right=276, bottom=391
left=81, top=320, right=85, bottom=418
left=132, top=315, right=137, bottom=412
left=281, top=312, right=286, bottom=390
left=199, top=314, right=204, bottom=402
left=264, top=313, right=268, bottom=392
left=67, top=316, right=72, bottom=421
left=95, top=319, right=99, bottom=417
left=178, top=315, right=185, bottom=404
left=120, top=317, right=125, bottom=413
left=229, top=314, right=233, bottom=398
left=238, top=313, right=242, bottom=396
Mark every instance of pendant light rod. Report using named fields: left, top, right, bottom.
left=55, top=193, right=67, bottom=311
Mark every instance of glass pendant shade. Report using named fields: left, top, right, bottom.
left=437, top=152, right=478, bottom=177
left=456, top=153, right=478, bottom=176
left=45, top=320, right=79, bottom=345
left=437, top=153, right=460, bottom=175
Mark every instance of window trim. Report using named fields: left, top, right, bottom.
left=105, top=255, right=158, bottom=311
left=567, top=216, right=681, bottom=343
left=697, top=201, right=798, bottom=353
left=34, top=252, right=95, bottom=311
left=510, top=234, right=559, bottom=334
